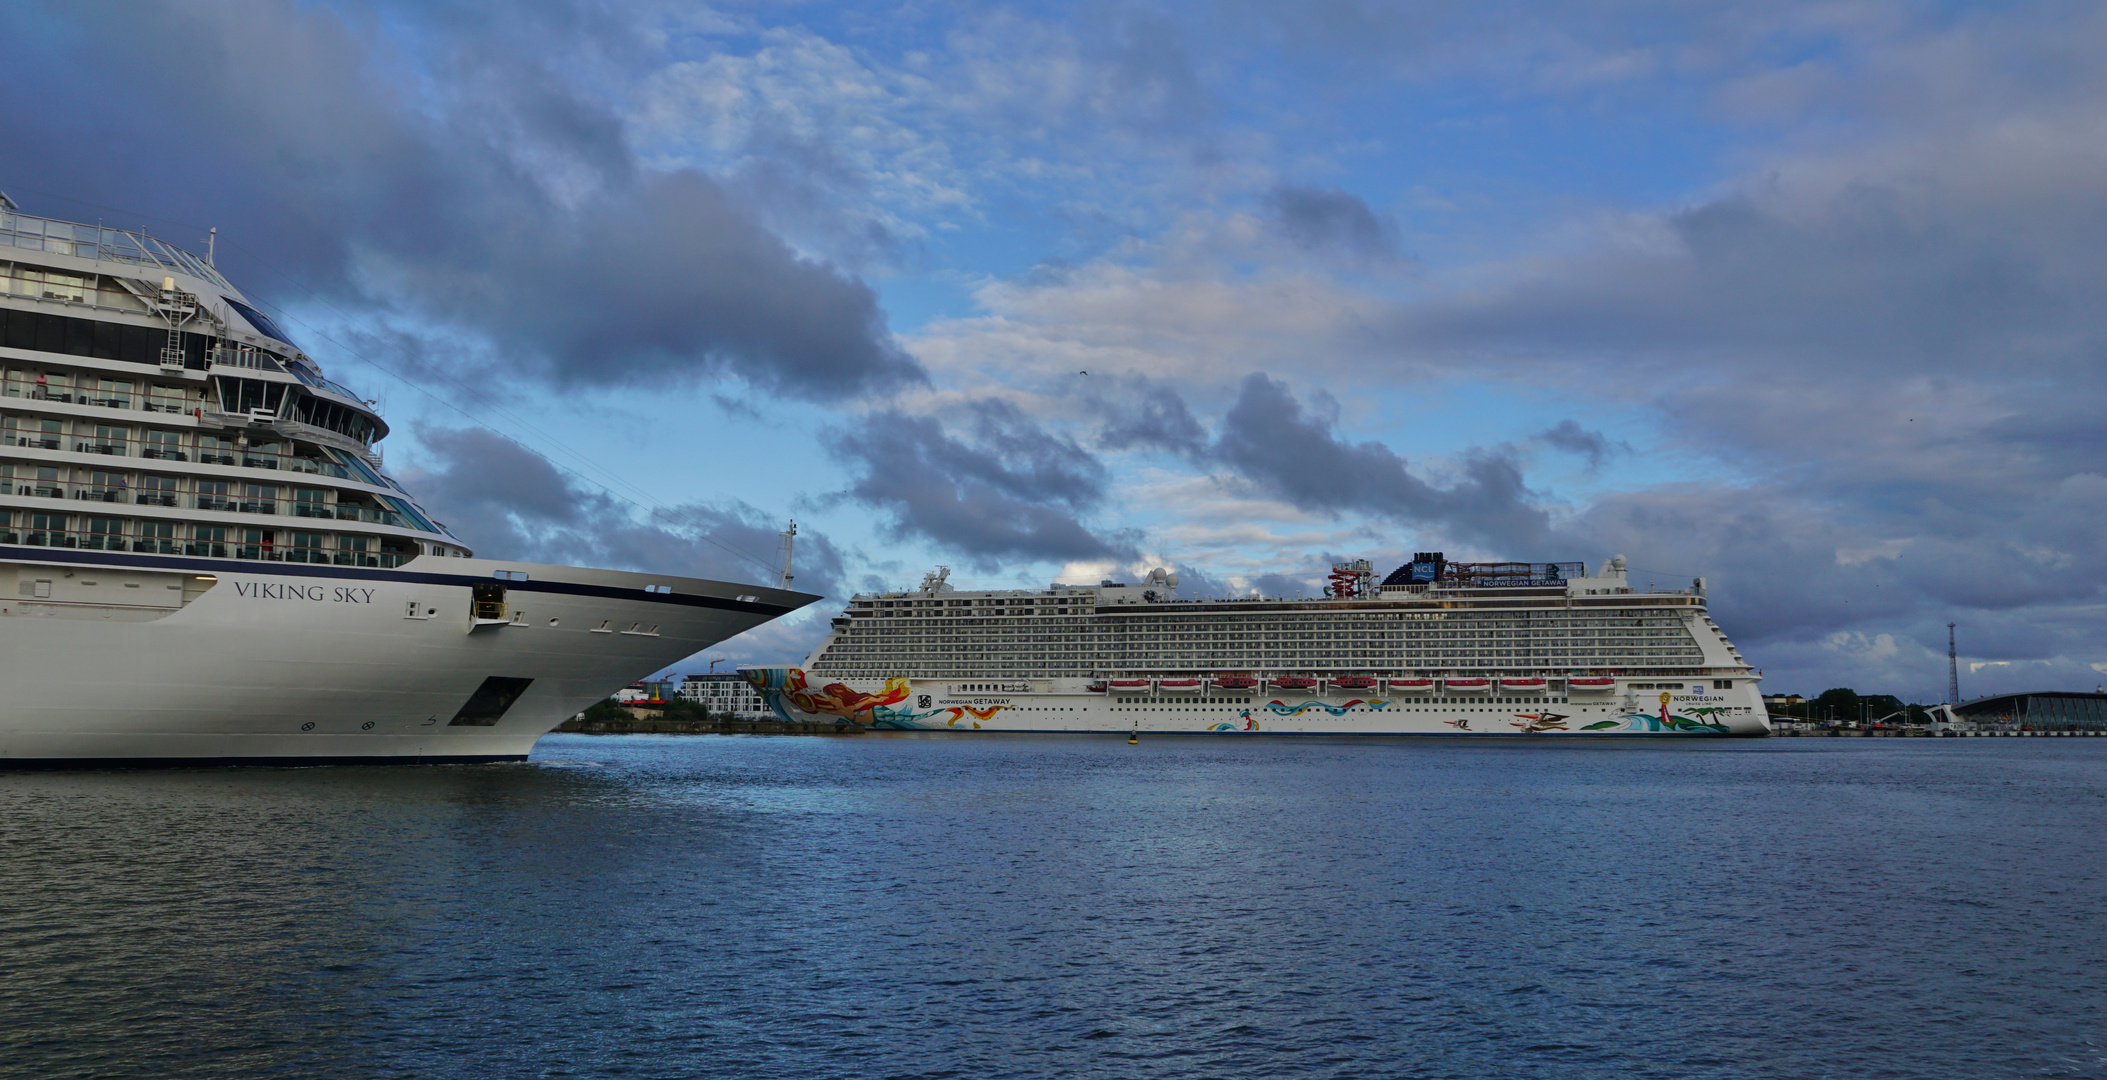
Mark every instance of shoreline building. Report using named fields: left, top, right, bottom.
left=679, top=672, right=768, bottom=719
left=1939, top=691, right=2107, bottom=732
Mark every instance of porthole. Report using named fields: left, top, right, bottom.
left=361, top=721, right=375, bottom=730
left=300, top=722, right=316, bottom=731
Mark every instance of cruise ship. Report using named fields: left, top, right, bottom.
left=747, top=555, right=1767, bottom=736
left=0, top=196, right=815, bottom=765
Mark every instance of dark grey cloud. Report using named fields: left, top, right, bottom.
left=0, top=1, right=922, bottom=401
left=828, top=400, right=1129, bottom=568
left=1263, top=184, right=1402, bottom=262
left=1538, top=419, right=1620, bottom=470
left=405, top=426, right=846, bottom=599
left=1213, top=374, right=1548, bottom=545
left=1095, top=392, right=1209, bottom=455
left=1092, top=374, right=1548, bottom=546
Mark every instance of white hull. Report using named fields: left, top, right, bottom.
left=748, top=670, right=1771, bottom=737
left=1, top=547, right=814, bottom=764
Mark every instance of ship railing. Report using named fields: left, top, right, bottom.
left=1, top=212, right=234, bottom=291
left=185, top=494, right=279, bottom=515
left=0, top=480, right=66, bottom=498
left=3, top=526, right=128, bottom=550
left=2, top=385, right=75, bottom=404
left=0, top=524, right=402, bottom=566
left=286, top=457, right=353, bottom=479
left=332, top=505, right=407, bottom=527
left=0, top=381, right=140, bottom=410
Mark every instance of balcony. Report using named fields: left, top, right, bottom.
left=334, top=505, right=407, bottom=528
left=12, top=437, right=60, bottom=450
left=286, top=457, right=352, bottom=480
left=139, top=447, right=188, bottom=462
left=73, top=442, right=127, bottom=456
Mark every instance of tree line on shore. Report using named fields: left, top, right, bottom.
left=1769, top=687, right=1935, bottom=724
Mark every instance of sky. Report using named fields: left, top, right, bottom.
left=4, top=0, right=2104, bottom=700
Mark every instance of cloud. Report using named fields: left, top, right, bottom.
left=404, top=426, right=845, bottom=599
left=0, top=1, right=923, bottom=401
left=1262, top=184, right=1402, bottom=262
left=1210, top=374, right=1549, bottom=546
left=826, top=399, right=1130, bottom=567
left=1537, top=419, right=1619, bottom=470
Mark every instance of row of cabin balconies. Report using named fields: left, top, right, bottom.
left=0, top=519, right=415, bottom=568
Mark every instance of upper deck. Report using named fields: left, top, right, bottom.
left=809, top=556, right=1748, bottom=681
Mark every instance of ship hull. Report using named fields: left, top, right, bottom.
left=747, top=669, right=1770, bottom=737
left=1, top=548, right=814, bottom=765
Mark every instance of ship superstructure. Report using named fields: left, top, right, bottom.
left=0, top=198, right=815, bottom=764
left=749, top=554, right=1767, bottom=736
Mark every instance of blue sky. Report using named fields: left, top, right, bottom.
left=7, top=1, right=2106, bottom=700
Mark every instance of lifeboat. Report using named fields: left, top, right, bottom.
left=1567, top=676, right=1616, bottom=690
left=1108, top=679, right=1151, bottom=689
left=1500, top=677, right=1548, bottom=691
left=1388, top=678, right=1435, bottom=692
left=1214, top=676, right=1259, bottom=690
left=1158, top=679, right=1203, bottom=692
left=1086, top=681, right=1109, bottom=693
left=1444, top=678, right=1491, bottom=692
left=1272, top=676, right=1318, bottom=691
left=1333, top=676, right=1378, bottom=690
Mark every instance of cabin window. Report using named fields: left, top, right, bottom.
left=188, top=524, right=228, bottom=558
left=135, top=520, right=176, bottom=553
left=285, top=532, right=327, bottom=563
left=84, top=517, right=123, bottom=550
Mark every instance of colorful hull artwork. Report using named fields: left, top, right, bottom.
left=742, top=669, right=1769, bottom=736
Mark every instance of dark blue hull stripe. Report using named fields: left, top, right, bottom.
left=0, top=544, right=800, bottom=617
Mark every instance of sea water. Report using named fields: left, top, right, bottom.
left=2, top=735, right=2103, bottom=1079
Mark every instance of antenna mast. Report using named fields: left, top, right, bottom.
left=1947, top=622, right=1961, bottom=705
left=776, top=521, right=796, bottom=590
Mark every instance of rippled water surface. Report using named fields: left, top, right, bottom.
left=4, top=734, right=2106, bottom=1079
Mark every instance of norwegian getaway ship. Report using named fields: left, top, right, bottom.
left=748, top=555, right=1767, bottom=736
left=0, top=196, right=815, bottom=765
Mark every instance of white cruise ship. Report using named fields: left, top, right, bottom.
left=0, top=197, right=815, bottom=765
left=748, top=554, right=1768, bottom=736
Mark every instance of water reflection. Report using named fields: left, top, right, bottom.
left=3, top=736, right=2104, bottom=1078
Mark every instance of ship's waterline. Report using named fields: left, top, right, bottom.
left=748, top=554, right=1767, bottom=737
